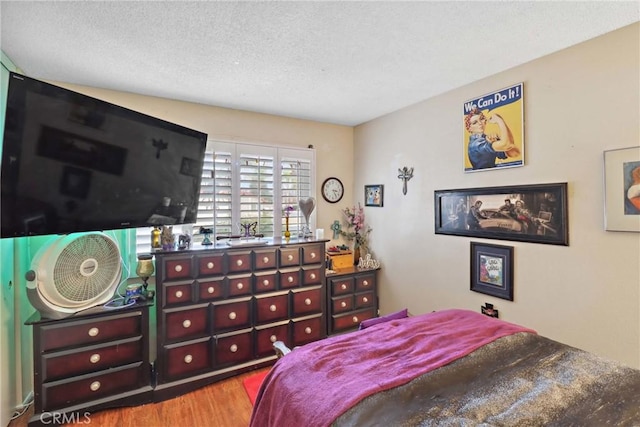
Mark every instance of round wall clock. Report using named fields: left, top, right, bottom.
left=321, top=177, right=344, bottom=203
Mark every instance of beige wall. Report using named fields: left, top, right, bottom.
left=354, top=23, right=640, bottom=368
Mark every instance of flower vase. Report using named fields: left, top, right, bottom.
left=284, top=217, right=291, bottom=240
left=353, top=246, right=360, bottom=266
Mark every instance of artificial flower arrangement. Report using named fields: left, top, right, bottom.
left=283, top=205, right=295, bottom=218
left=339, top=203, right=372, bottom=254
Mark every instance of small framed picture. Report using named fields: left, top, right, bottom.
left=365, top=184, right=384, bottom=207
left=470, top=242, right=513, bottom=301
left=604, top=146, right=640, bottom=232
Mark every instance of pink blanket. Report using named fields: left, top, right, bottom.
left=250, top=309, right=536, bottom=427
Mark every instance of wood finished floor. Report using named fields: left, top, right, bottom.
left=8, top=368, right=268, bottom=427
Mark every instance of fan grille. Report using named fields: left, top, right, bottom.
left=52, top=234, right=121, bottom=302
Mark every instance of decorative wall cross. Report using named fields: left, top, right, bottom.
left=397, top=166, right=414, bottom=195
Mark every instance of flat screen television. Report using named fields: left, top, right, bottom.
left=1, top=72, right=208, bottom=238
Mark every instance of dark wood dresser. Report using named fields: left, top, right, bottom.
left=326, top=266, right=380, bottom=335
left=153, top=239, right=328, bottom=401
left=26, top=302, right=153, bottom=427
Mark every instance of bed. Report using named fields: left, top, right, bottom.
left=249, top=309, right=640, bottom=426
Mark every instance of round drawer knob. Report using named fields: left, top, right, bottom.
left=304, top=298, right=312, bottom=305
left=304, top=327, right=312, bottom=334
left=352, top=316, right=359, bottom=323
left=229, top=312, right=237, bottom=320
left=88, top=327, right=99, bottom=337
left=270, top=335, right=277, bottom=343
left=236, top=282, right=244, bottom=290
left=363, top=280, right=369, bottom=286
left=269, top=304, right=277, bottom=312
left=341, top=284, right=347, bottom=290
left=175, top=290, right=183, bottom=298
left=230, top=344, right=238, bottom=353
left=362, top=297, right=369, bottom=303
left=287, top=276, right=294, bottom=283
left=207, top=286, right=215, bottom=294
left=341, top=301, right=347, bottom=308
left=262, top=256, right=269, bottom=264
left=183, top=319, right=191, bottom=328
left=310, top=252, right=317, bottom=258
left=175, top=265, right=183, bottom=272
left=262, top=279, right=270, bottom=287
left=236, top=259, right=243, bottom=266
left=90, top=381, right=101, bottom=392
left=287, top=254, right=294, bottom=261
left=89, top=354, right=101, bottom=364
left=184, top=354, right=193, bottom=364
left=207, top=261, right=215, bottom=269
left=310, top=273, right=316, bottom=280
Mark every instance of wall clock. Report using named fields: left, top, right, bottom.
left=321, top=177, right=344, bottom=203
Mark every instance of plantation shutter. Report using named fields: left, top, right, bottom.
left=239, top=146, right=275, bottom=236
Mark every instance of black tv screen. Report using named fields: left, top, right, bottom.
left=1, top=72, right=208, bottom=238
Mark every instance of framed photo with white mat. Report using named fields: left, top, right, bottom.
left=604, top=146, right=640, bottom=232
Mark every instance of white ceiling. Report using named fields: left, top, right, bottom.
left=1, top=1, right=638, bottom=126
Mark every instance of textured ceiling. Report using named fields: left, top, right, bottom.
left=1, top=1, right=638, bottom=126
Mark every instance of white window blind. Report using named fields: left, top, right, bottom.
left=135, top=141, right=315, bottom=254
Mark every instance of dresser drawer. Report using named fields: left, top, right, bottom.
left=41, top=362, right=147, bottom=411
left=198, top=277, right=226, bottom=301
left=292, top=316, right=323, bottom=346
left=163, top=257, right=193, bottom=280
left=197, top=253, right=225, bottom=276
left=355, top=274, right=376, bottom=292
left=332, top=295, right=354, bottom=314
left=212, top=299, right=252, bottom=332
left=355, top=291, right=375, bottom=309
left=228, top=274, right=252, bottom=297
left=228, top=251, right=252, bottom=273
left=42, top=337, right=143, bottom=382
left=291, top=288, right=322, bottom=316
left=164, top=306, right=209, bottom=342
left=302, top=244, right=324, bottom=265
left=302, top=267, right=322, bottom=286
left=279, top=269, right=300, bottom=289
left=215, top=330, right=253, bottom=366
left=254, top=271, right=277, bottom=293
left=255, top=294, right=289, bottom=324
left=164, top=338, right=212, bottom=381
left=332, top=309, right=376, bottom=333
left=255, top=322, right=289, bottom=357
left=254, top=248, right=278, bottom=270
left=40, top=311, right=143, bottom=352
left=330, top=277, right=354, bottom=296
left=279, top=248, right=300, bottom=267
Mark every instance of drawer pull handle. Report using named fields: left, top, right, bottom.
left=262, top=279, right=270, bottom=287
left=352, top=316, right=359, bottom=323
left=310, top=252, right=317, bottom=258
left=175, top=265, right=183, bottom=273
left=287, top=254, right=294, bottom=261
left=304, top=327, right=312, bottom=334
left=183, top=319, right=191, bottom=328
left=362, top=297, right=369, bottom=303
left=310, top=273, right=316, bottom=280
left=207, top=261, right=215, bottom=269
left=287, top=276, right=294, bottom=283
left=341, top=284, right=347, bottom=290
left=269, top=304, right=277, bottom=312
left=236, top=282, right=244, bottom=290
left=184, top=354, right=193, bottom=364
left=230, top=344, right=238, bottom=353
left=208, top=286, right=215, bottom=294
left=363, top=280, right=369, bottom=286
left=90, top=381, right=101, bottom=392
left=229, top=312, right=237, bottom=320
left=88, top=327, right=99, bottom=337
left=341, top=301, right=347, bottom=308
left=262, top=256, right=269, bottom=264
left=89, top=354, right=101, bottom=364
left=304, top=298, right=312, bottom=306
left=270, top=334, right=277, bottom=343
left=236, top=259, right=243, bottom=267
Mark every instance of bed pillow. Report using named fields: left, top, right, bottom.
left=359, top=308, right=408, bottom=330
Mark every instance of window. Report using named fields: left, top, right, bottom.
left=135, top=140, right=315, bottom=254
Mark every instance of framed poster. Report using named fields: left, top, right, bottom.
left=604, top=146, right=640, bottom=232
left=463, top=83, right=524, bottom=172
left=434, top=183, right=568, bottom=246
left=470, top=242, right=514, bottom=301
left=364, top=184, right=384, bottom=207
